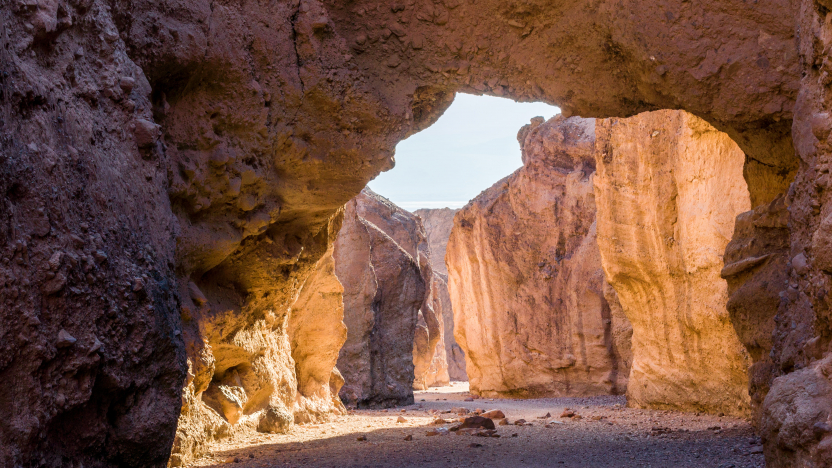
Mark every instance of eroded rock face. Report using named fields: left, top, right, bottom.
left=0, top=4, right=185, bottom=467
left=594, top=110, right=753, bottom=417
left=415, top=208, right=467, bottom=381
left=756, top=1, right=832, bottom=465
left=288, top=245, right=348, bottom=423
left=721, top=195, right=790, bottom=422
left=334, top=189, right=428, bottom=407
left=170, top=215, right=346, bottom=466
left=1, top=0, right=820, bottom=464
left=425, top=272, right=453, bottom=386
left=447, top=116, right=632, bottom=398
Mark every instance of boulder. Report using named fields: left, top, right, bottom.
left=447, top=116, right=632, bottom=398
left=760, top=354, right=832, bottom=467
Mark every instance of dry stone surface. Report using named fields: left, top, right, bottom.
left=415, top=208, right=467, bottom=382
left=334, top=189, right=429, bottom=407
left=593, top=110, right=753, bottom=417
left=414, top=208, right=458, bottom=276
left=4, top=0, right=831, bottom=465
left=447, top=116, right=632, bottom=398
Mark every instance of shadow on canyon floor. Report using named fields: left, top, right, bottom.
left=189, top=385, right=765, bottom=468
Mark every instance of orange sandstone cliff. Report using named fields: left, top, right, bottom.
left=447, top=116, right=632, bottom=398
left=593, top=110, right=753, bottom=417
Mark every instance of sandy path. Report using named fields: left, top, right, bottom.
left=189, top=382, right=765, bottom=468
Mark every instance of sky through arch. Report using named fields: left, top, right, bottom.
left=368, top=93, right=560, bottom=211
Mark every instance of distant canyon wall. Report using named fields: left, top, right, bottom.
left=333, top=189, right=427, bottom=407
left=415, top=208, right=467, bottom=381
left=446, top=116, right=632, bottom=398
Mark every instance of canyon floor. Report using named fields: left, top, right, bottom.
left=189, top=382, right=765, bottom=468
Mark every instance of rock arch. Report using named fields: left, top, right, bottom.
left=2, top=0, right=829, bottom=466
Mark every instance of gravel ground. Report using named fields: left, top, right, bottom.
left=189, top=382, right=765, bottom=468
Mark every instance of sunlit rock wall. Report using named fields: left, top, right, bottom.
left=447, top=116, right=632, bottom=398
left=594, top=109, right=752, bottom=417
left=170, top=217, right=347, bottom=466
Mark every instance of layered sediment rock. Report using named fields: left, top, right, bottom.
left=594, top=110, right=753, bottom=417
left=447, top=116, right=632, bottom=398
left=334, top=189, right=429, bottom=407
left=415, top=208, right=467, bottom=381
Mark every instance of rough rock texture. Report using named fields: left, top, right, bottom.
left=721, top=195, right=790, bottom=422
left=413, top=285, right=450, bottom=389
left=287, top=246, right=348, bottom=424
left=334, top=189, right=428, bottom=407
left=170, top=215, right=347, bottom=467
left=424, top=272, right=452, bottom=387
left=447, top=116, right=632, bottom=398
left=415, top=208, right=467, bottom=381
left=2, top=0, right=826, bottom=465
left=594, top=110, right=753, bottom=417
left=756, top=1, right=832, bottom=466
left=0, top=4, right=186, bottom=467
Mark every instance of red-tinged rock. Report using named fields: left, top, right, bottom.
left=335, top=189, right=428, bottom=408
left=459, top=416, right=496, bottom=430
left=447, top=117, right=632, bottom=399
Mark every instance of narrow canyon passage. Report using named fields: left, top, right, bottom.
left=12, top=0, right=832, bottom=465
left=188, top=384, right=764, bottom=468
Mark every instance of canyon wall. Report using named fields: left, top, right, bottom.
left=414, top=208, right=458, bottom=276
left=757, top=1, right=832, bottom=466
left=415, top=208, right=467, bottom=381
left=447, top=116, right=632, bottom=398
left=594, top=109, right=753, bottom=417
left=0, top=0, right=818, bottom=465
left=721, top=195, right=789, bottom=422
left=171, top=215, right=347, bottom=466
left=334, top=189, right=432, bottom=407
left=425, top=272, right=454, bottom=386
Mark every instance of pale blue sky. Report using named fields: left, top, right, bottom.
left=368, top=94, right=560, bottom=211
